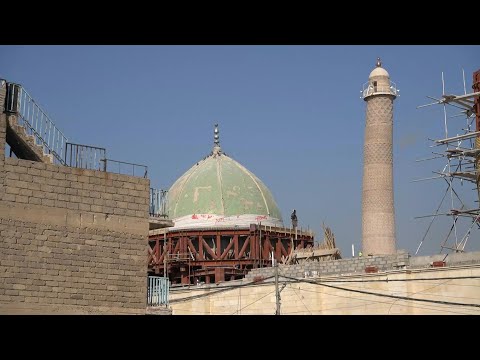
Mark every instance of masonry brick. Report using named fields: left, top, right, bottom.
left=65, top=188, right=77, bottom=196
left=16, top=195, right=28, bottom=203
left=53, top=172, right=66, bottom=180
left=3, top=193, right=15, bottom=202
left=0, top=119, right=150, bottom=315
left=41, top=198, right=55, bottom=207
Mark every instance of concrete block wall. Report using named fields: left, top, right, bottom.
left=245, top=252, right=410, bottom=280
left=2, top=156, right=149, bottom=220
left=245, top=250, right=480, bottom=282
left=0, top=113, right=150, bottom=314
left=0, top=83, right=6, bottom=187
left=0, top=219, right=147, bottom=314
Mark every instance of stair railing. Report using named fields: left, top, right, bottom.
left=5, top=82, right=67, bottom=165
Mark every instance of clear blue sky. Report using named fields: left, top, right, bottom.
left=1, top=45, right=479, bottom=257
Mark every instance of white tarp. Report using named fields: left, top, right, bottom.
left=171, top=213, right=284, bottom=230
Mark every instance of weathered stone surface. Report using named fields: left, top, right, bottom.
left=0, top=113, right=149, bottom=314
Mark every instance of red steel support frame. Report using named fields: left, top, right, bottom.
left=148, top=226, right=314, bottom=285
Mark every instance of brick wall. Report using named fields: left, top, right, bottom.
left=245, top=250, right=480, bottom=281
left=2, top=157, right=149, bottom=221
left=0, top=113, right=150, bottom=314
left=0, top=84, right=6, bottom=185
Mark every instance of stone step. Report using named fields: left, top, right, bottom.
left=44, top=153, right=54, bottom=163
left=6, top=115, right=54, bottom=164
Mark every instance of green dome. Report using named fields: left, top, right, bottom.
left=168, top=144, right=283, bottom=229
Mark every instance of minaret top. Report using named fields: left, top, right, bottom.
left=369, top=57, right=390, bottom=79
left=213, top=123, right=222, bottom=155
left=361, top=58, right=398, bottom=100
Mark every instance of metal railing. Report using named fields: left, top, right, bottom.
left=103, top=159, right=148, bottom=178
left=361, top=80, right=398, bottom=98
left=4, top=80, right=149, bottom=178
left=63, top=143, right=148, bottom=178
left=150, top=188, right=169, bottom=217
left=147, top=276, right=169, bottom=306
left=65, top=142, right=106, bottom=171
left=5, top=82, right=68, bottom=165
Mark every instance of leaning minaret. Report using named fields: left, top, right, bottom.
left=361, top=58, right=398, bottom=255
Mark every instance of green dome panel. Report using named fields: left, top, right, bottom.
left=167, top=147, right=283, bottom=228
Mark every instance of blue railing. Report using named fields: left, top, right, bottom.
left=147, top=276, right=169, bottom=306
left=4, top=80, right=149, bottom=178
left=104, top=159, right=148, bottom=178
left=5, top=82, right=68, bottom=165
left=65, top=142, right=106, bottom=171
left=150, top=188, right=168, bottom=217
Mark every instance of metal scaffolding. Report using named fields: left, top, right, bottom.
left=415, top=69, right=480, bottom=255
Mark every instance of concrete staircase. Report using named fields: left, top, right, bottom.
left=6, top=115, right=54, bottom=164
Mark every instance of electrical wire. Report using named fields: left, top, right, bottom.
left=230, top=289, right=276, bottom=315
left=170, top=275, right=275, bottom=303
left=287, top=283, right=312, bottom=315
left=316, top=277, right=480, bottom=299
left=297, top=286, right=478, bottom=315
left=387, top=279, right=452, bottom=314
left=283, top=275, right=480, bottom=309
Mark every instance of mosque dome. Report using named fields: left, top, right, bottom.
left=167, top=125, right=284, bottom=229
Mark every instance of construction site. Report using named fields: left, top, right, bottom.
left=0, top=53, right=479, bottom=315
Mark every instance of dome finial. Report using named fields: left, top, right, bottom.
left=214, top=123, right=220, bottom=146
left=376, top=57, right=382, bottom=67
left=213, top=123, right=221, bottom=155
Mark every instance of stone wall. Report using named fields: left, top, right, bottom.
left=0, top=113, right=150, bottom=314
left=170, top=265, right=480, bottom=315
left=169, top=251, right=480, bottom=315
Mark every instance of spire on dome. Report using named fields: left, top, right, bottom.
left=213, top=123, right=222, bottom=155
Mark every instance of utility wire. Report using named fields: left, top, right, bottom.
left=283, top=275, right=480, bottom=309
left=170, top=275, right=275, bottom=303
left=297, top=287, right=479, bottom=315
left=169, top=274, right=480, bottom=304
left=288, top=284, right=312, bottom=315
left=230, top=289, right=276, bottom=315
left=303, top=291, right=476, bottom=315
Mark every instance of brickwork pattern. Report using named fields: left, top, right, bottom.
left=363, top=143, right=393, bottom=164
left=2, top=157, right=149, bottom=219
left=365, top=96, right=393, bottom=125
left=0, top=219, right=147, bottom=314
left=1, top=113, right=7, bottom=208
left=245, top=253, right=410, bottom=280
left=362, top=94, right=396, bottom=255
left=0, top=113, right=150, bottom=314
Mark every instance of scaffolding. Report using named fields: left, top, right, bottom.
left=415, top=69, right=480, bottom=255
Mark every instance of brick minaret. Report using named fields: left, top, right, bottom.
left=361, top=58, right=398, bottom=255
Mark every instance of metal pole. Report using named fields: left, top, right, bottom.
left=259, top=221, right=262, bottom=268
left=275, top=263, right=280, bottom=315
left=164, top=231, right=167, bottom=279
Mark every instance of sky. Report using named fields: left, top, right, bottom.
left=1, top=45, right=479, bottom=258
